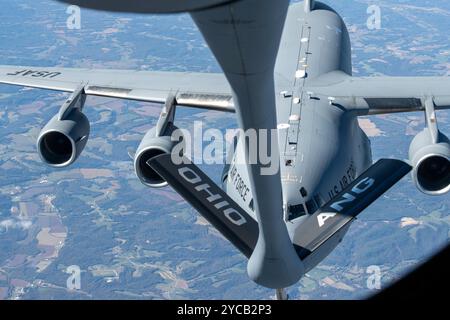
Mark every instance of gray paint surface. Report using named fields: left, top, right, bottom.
left=0, top=0, right=449, bottom=290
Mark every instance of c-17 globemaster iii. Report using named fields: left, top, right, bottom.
left=0, top=0, right=449, bottom=298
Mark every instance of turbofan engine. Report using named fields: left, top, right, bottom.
left=37, top=85, right=89, bottom=167
left=134, top=123, right=184, bottom=188
left=409, top=129, right=450, bottom=195
left=134, top=96, right=184, bottom=188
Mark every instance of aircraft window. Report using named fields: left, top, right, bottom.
left=300, top=187, right=308, bottom=197
left=306, top=199, right=319, bottom=215
left=249, top=199, right=255, bottom=212
left=288, top=203, right=306, bottom=221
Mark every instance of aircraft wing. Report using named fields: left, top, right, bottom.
left=0, top=65, right=234, bottom=112
left=307, top=72, right=450, bottom=115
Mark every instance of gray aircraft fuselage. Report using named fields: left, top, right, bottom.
left=0, top=0, right=447, bottom=292
left=224, top=3, right=372, bottom=272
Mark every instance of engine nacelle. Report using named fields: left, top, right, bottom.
left=409, top=129, right=450, bottom=195
left=134, top=124, right=183, bottom=188
left=37, top=109, right=90, bottom=168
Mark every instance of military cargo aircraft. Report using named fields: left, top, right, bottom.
left=1, top=0, right=449, bottom=298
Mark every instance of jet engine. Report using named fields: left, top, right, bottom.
left=37, top=85, right=89, bottom=167
left=134, top=96, right=183, bottom=188
left=134, top=124, right=184, bottom=188
left=409, top=129, right=450, bottom=195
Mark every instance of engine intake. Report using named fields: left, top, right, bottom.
left=134, top=124, right=184, bottom=188
left=37, top=85, right=89, bottom=167
left=409, top=129, right=450, bottom=195
left=37, top=109, right=90, bottom=167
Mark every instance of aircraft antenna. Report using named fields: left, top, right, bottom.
left=304, top=0, right=315, bottom=13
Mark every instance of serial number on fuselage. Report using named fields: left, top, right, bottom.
left=327, top=160, right=357, bottom=200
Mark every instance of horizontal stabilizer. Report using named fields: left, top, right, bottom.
left=294, top=159, right=412, bottom=260
left=148, top=154, right=259, bottom=258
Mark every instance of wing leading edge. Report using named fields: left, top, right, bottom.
left=0, top=65, right=234, bottom=112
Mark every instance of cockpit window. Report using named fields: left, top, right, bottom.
left=314, top=194, right=325, bottom=207
left=306, top=198, right=319, bottom=215
left=288, top=194, right=323, bottom=221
